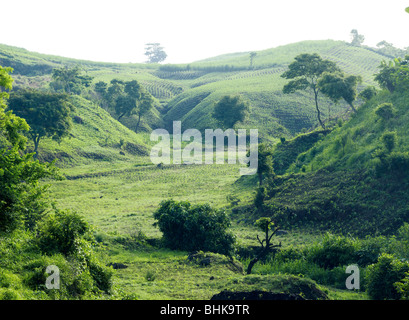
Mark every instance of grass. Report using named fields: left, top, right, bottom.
left=48, top=159, right=255, bottom=237
left=2, top=39, right=402, bottom=301
left=45, top=158, right=373, bottom=300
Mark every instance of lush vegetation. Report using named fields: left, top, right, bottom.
left=2, top=32, right=409, bottom=302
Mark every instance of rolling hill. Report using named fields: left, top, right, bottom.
left=253, top=87, right=409, bottom=237
left=0, top=40, right=392, bottom=147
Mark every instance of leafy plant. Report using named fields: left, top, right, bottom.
left=365, top=253, right=409, bottom=300
left=153, top=200, right=235, bottom=255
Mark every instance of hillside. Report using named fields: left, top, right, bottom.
left=1, top=40, right=391, bottom=145
left=3, top=39, right=409, bottom=302
left=255, top=87, right=409, bottom=237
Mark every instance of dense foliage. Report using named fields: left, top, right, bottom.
left=0, top=66, right=113, bottom=299
left=153, top=200, right=235, bottom=255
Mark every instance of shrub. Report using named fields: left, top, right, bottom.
left=381, top=131, right=397, bottom=153
left=354, top=236, right=389, bottom=267
left=375, top=151, right=409, bottom=177
left=375, top=103, right=396, bottom=120
left=395, top=272, right=409, bottom=300
left=37, top=209, right=92, bottom=256
left=386, top=151, right=409, bottom=176
left=153, top=200, right=235, bottom=255
left=365, top=253, right=409, bottom=300
left=359, top=86, right=377, bottom=101
left=307, top=233, right=358, bottom=269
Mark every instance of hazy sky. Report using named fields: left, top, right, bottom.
left=2, top=0, right=409, bottom=64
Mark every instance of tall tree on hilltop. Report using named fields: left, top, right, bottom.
left=350, top=29, right=365, bottom=47
left=144, top=43, right=167, bottom=63
left=249, top=52, right=257, bottom=69
left=281, top=53, right=340, bottom=129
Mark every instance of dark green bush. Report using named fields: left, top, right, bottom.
left=365, top=253, right=409, bottom=300
left=375, top=151, right=409, bottom=177
left=381, top=131, right=397, bottom=153
left=307, top=233, right=358, bottom=269
left=354, top=236, right=389, bottom=267
left=375, top=103, right=396, bottom=120
left=153, top=200, right=235, bottom=255
left=37, top=209, right=92, bottom=256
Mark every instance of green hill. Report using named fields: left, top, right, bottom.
left=154, top=40, right=389, bottom=140
left=20, top=95, right=150, bottom=166
left=256, top=87, right=409, bottom=237
left=1, top=40, right=391, bottom=145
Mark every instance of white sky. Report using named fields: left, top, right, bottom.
left=2, top=0, right=409, bottom=64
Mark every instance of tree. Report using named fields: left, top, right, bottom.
left=135, top=90, right=154, bottom=133
left=255, top=143, right=274, bottom=186
left=94, top=81, right=108, bottom=108
left=281, top=53, right=340, bottom=129
left=0, top=66, right=60, bottom=233
left=212, top=95, right=250, bottom=129
left=249, top=52, right=257, bottom=69
left=246, top=217, right=281, bottom=274
left=153, top=199, right=236, bottom=255
left=318, top=72, right=362, bottom=113
left=144, top=43, right=167, bottom=63
left=375, top=59, right=399, bottom=93
left=350, top=29, right=365, bottom=47
left=358, top=86, right=378, bottom=102
left=50, top=66, right=93, bottom=94
left=7, top=90, right=74, bottom=157
left=113, top=80, right=145, bottom=122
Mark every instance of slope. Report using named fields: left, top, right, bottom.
left=256, top=88, right=409, bottom=237
left=25, top=95, right=150, bottom=166
left=159, top=40, right=389, bottom=141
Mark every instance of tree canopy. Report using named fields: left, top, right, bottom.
left=0, top=66, right=60, bottom=233
left=212, top=95, right=249, bottom=129
left=50, top=66, right=93, bottom=94
left=281, top=53, right=340, bottom=129
left=144, top=43, right=167, bottom=64
left=7, top=90, right=74, bottom=156
left=318, top=72, right=362, bottom=112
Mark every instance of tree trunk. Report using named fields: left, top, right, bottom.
left=117, top=113, right=126, bottom=121
left=135, top=113, right=142, bottom=133
left=33, top=135, right=40, bottom=159
left=314, top=89, right=325, bottom=129
left=258, top=172, right=263, bottom=186
left=246, top=258, right=259, bottom=274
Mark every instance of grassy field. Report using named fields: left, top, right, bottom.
left=2, top=40, right=397, bottom=300
left=43, top=157, right=369, bottom=300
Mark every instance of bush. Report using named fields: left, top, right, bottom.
left=37, top=209, right=92, bottom=256
left=375, top=151, right=409, bottom=177
left=153, top=200, right=235, bottom=255
left=354, top=236, right=389, bottom=267
left=359, top=86, right=377, bottom=101
left=381, top=131, right=397, bottom=153
left=375, top=103, right=396, bottom=120
left=365, top=253, right=409, bottom=300
left=307, top=233, right=358, bottom=269
left=395, top=272, right=409, bottom=300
